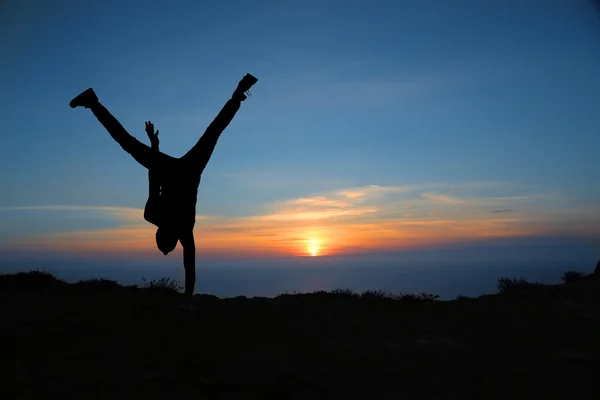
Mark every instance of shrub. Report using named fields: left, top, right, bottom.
left=455, top=294, right=471, bottom=300
left=141, top=277, right=183, bottom=294
left=497, top=277, right=544, bottom=293
left=329, top=288, right=357, bottom=297
left=396, top=292, right=440, bottom=302
left=276, top=290, right=299, bottom=298
left=76, top=278, right=122, bottom=289
left=561, top=271, right=585, bottom=283
left=360, top=289, right=391, bottom=299
left=0, top=270, right=65, bottom=289
left=359, top=290, right=440, bottom=302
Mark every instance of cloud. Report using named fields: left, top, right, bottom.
left=0, top=205, right=139, bottom=213
left=338, top=184, right=426, bottom=198
left=256, top=195, right=378, bottom=221
left=0, top=205, right=146, bottom=231
left=0, top=205, right=212, bottom=225
left=490, top=209, right=514, bottom=213
left=421, top=193, right=467, bottom=205
left=284, top=196, right=354, bottom=208
left=337, top=189, right=367, bottom=199
left=253, top=208, right=378, bottom=222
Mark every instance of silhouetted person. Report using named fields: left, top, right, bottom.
left=69, top=74, right=258, bottom=296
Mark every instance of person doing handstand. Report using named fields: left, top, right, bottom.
left=69, top=74, right=258, bottom=296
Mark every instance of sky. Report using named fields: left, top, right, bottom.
left=1, top=0, right=600, bottom=298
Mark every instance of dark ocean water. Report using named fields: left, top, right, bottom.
left=2, top=235, right=598, bottom=300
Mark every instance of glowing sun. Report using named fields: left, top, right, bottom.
left=306, top=238, right=322, bottom=256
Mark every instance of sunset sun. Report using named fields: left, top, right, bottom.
left=306, top=238, right=322, bottom=256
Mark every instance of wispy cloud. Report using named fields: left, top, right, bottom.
left=0, top=205, right=139, bottom=213
left=284, top=197, right=354, bottom=208
left=0, top=205, right=146, bottom=229
left=421, top=193, right=467, bottom=205
left=253, top=208, right=378, bottom=222
left=0, top=205, right=212, bottom=224
left=338, top=184, right=426, bottom=198
left=257, top=195, right=377, bottom=222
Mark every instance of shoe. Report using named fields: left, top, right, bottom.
left=234, top=73, right=258, bottom=98
left=69, top=88, right=98, bottom=108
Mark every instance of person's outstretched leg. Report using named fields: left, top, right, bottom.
left=70, top=88, right=165, bottom=170
left=181, top=74, right=258, bottom=174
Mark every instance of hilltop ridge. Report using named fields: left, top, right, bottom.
left=2, top=269, right=599, bottom=399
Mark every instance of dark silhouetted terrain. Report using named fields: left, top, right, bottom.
left=2, top=270, right=599, bottom=399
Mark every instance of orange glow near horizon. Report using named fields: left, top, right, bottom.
left=7, top=188, right=600, bottom=260
left=8, top=217, right=571, bottom=259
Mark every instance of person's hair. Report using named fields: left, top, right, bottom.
left=155, top=227, right=178, bottom=255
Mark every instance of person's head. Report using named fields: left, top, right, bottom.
left=155, top=227, right=178, bottom=255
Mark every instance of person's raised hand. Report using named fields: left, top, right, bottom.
left=145, top=121, right=159, bottom=148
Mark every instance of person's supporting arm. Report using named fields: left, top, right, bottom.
left=179, top=230, right=196, bottom=296
left=143, top=121, right=162, bottom=225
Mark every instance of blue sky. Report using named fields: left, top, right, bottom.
left=1, top=0, right=600, bottom=297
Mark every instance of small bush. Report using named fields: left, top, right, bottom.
left=497, top=277, right=544, bottom=293
left=276, top=290, right=300, bottom=298
left=358, top=290, right=440, bottom=302
left=0, top=270, right=65, bottom=289
left=142, top=277, right=183, bottom=294
left=16, top=270, right=58, bottom=281
left=456, top=294, right=471, bottom=300
left=330, top=288, right=357, bottom=297
left=396, top=292, right=440, bottom=302
left=76, top=278, right=122, bottom=289
left=561, top=271, right=585, bottom=283
left=360, top=289, right=391, bottom=299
